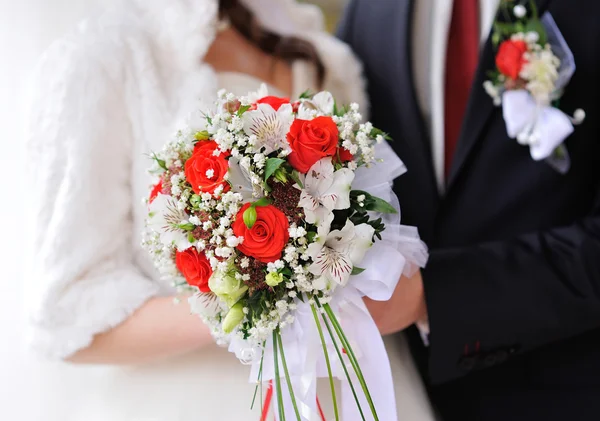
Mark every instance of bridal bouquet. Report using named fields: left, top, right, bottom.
left=143, top=87, right=427, bottom=420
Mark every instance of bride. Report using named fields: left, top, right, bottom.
left=25, top=0, right=435, bottom=419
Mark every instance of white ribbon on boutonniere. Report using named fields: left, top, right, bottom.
left=486, top=7, right=585, bottom=174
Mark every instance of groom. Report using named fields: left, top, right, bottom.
left=338, top=0, right=600, bottom=420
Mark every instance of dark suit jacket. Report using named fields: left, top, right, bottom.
left=338, top=1, right=600, bottom=420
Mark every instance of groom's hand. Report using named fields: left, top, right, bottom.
left=364, top=270, right=427, bottom=336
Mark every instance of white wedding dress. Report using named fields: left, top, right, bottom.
left=24, top=0, right=435, bottom=419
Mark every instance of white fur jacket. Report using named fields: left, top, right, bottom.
left=25, top=0, right=367, bottom=359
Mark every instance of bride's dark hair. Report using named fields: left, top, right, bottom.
left=219, top=0, right=326, bottom=87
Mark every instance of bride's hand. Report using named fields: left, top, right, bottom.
left=364, top=270, right=427, bottom=336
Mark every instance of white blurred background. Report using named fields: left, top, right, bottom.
left=0, top=0, right=346, bottom=419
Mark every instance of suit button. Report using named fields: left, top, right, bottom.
left=459, top=356, right=476, bottom=371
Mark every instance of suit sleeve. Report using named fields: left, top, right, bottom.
left=424, top=184, right=600, bottom=383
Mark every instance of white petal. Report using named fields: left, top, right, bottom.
left=306, top=241, right=323, bottom=260
left=244, top=83, right=270, bottom=104
left=306, top=212, right=334, bottom=258
left=242, top=103, right=293, bottom=154
left=322, top=168, right=355, bottom=210
left=304, top=206, right=332, bottom=226
left=148, top=194, right=191, bottom=249
left=311, top=276, right=327, bottom=291
left=228, top=158, right=255, bottom=200
left=298, top=102, right=318, bottom=120
left=188, top=293, right=224, bottom=318
left=309, top=247, right=353, bottom=286
left=305, top=158, right=335, bottom=194
left=313, top=91, right=335, bottom=115
left=348, top=223, right=375, bottom=265
left=326, top=220, right=356, bottom=252
left=298, top=191, right=320, bottom=212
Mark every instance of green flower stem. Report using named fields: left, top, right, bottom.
left=251, top=346, right=266, bottom=410
left=276, top=329, right=302, bottom=421
left=318, top=304, right=366, bottom=421
left=321, top=300, right=379, bottom=421
left=310, top=303, right=340, bottom=421
left=273, top=331, right=286, bottom=421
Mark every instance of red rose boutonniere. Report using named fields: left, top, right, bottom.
left=484, top=1, right=585, bottom=173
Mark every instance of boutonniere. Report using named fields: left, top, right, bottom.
left=484, top=1, right=585, bottom=173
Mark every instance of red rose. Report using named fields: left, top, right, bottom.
left=175, top=248, right=213, bottom=292
left=287, top=117, right=340, bottom=173
left=185, top=141, right=230, bottom=195
left=232, top=203, right=290, bottom=263
left=496, top=40, right=528, bottom=80
left=149, top=178, right=163, bottom=204
left=334, top=147, right=354, bottom=164
left=255, top=96, right=290, bottom=111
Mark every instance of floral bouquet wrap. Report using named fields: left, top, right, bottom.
left=143, top=86, right=428, bottom=420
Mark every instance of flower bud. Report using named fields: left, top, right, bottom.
left=265, top=272, right=284, bottom=287
left=209, top=270, right=248, bottom=307
left=194, top=131, right=210, bottom=141
left=273, top=168, right=288, bottom=184
left=223, top=302, right=245, bottom=333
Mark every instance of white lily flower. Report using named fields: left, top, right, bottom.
left=298, top=91, right=335, bottom=120
left=148, top=194, right=192, bottom=251
left=299, top=158, right=355, bottom=224
left=242, top=103, right=294, bottom=154
left=307, top=214, right=375, bottom=287
left=241, top=83, right=270, bottom=105
left=188, top=292, right=225, bottom=318
left=227, top=157, right=259, bottom=200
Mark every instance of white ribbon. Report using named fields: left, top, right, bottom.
left=502, top=89, right=574, bottom=162
left=232, top=229, right=426, bottom=421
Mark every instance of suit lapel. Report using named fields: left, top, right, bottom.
left=445, top=0, right=553, bottom=191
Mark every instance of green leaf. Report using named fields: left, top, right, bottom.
left=524, top=19, right=548, bottom=45
left=264, top=158, right=286, bottom=181
left=333, top=101, right=348, bottom=117
left=252, top=197, right=271, bottom=208
left=289, top=171, right=304, bottom=189
left=150, top=152, right=167, bottom=171
left=237, top=104, right=251, bottom=116
left=368, top=196, right=398, bottom=214
left=188, top=233, right=196, bottom=243
left=299, top=89, right=313, bottom=100
left=370, top=127, right=393, bottom=142
left=306, top=231, right=317, bottom=243
left=351, top=267, right=366, bottom=276
left=243, top=206, right=258, bottom=229
left=280, top=267, right=293, bottom=277
left=514, top=22, right=525, bottom=33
